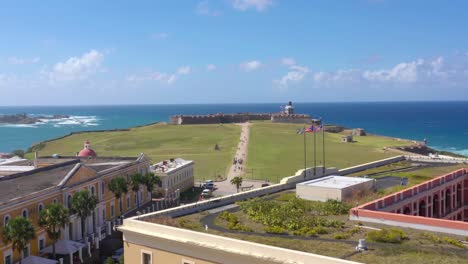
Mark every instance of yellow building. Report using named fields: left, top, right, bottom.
left=0, top=151, right=151, bottom=264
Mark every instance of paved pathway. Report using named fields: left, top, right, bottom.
left=214, top=122, right=267, bottom=195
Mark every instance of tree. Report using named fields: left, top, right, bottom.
left=128, top=173, right=143, bottom=208
left=142, top=172, right=162, bottom=196
left=71, top=190, right=98, bottom=240
left=2, top=216, right=35, bottom=264
left=230, top=176, right=243, bottom=193
left=108, top=177, right=128, bottom=216
left=38, top=203, right=69, bottom=260
left=11, top=149, right=25, bottom=158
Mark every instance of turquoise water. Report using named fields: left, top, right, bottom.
left=0, top=102, right=467, bottom=156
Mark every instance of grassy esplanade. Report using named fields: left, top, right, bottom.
left=246, top=122, right=410, bottom=182
left=29, top=123, right=240, bottom=180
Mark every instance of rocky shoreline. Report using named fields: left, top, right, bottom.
left=0, top=113, right=70, bottom=124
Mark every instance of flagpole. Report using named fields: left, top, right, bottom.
left=322, top=119, right=325, bottom=174
left=313, top=125, right=317, bottom=176
left=303, top=124, right=307, bottom=179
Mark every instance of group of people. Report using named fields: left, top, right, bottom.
left=233, top=157, right=244, bottom=172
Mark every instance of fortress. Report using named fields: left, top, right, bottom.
left=169, top=102, right=314, bottom=125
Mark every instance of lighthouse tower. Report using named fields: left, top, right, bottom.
left=283, top=101, right=295, bottom=115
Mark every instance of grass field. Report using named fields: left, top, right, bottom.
left=28, top=123, right=241, bottom=180
left=246, top=122, right=411, bottom=182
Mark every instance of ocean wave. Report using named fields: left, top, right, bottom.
left=3, top=114, right=101, bottom=128
left=0, top=124, right=38, bottom=128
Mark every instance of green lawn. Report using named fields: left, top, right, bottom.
left=28, top=123, right=241, bottom=181
left=246, top=122, right=411, bottom=182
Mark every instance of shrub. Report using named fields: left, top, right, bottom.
left=264, top=226, right=287, bottom=234
left=347, top=226, right=361, bottom=235
left=333, top=233, right=351, bottom=240
left=312, top=226, right=328, bottom=235
left=292, top=227, right=317, bottom=237
left=367, top=228, right=408, bottom=244
left=442, top=237, right=465, bottom=248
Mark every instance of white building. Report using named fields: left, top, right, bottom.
left=296, top=176, right=374, bottom=202
left=150, top=158, right=194, bottom=197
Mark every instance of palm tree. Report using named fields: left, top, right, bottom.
left=108, top=177, right=128, bottom=216
left=128, top=173, right=143, bottom=208
left=230, top=176, right=243, bottom=193
left=142, top=172, right=162, bottom=197
left=38, top=203, right=69, bottom=260
left=71, top=190, right=98, bottom=240
left=2, top=216, right=35, bottom=264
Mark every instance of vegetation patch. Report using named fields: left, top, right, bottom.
left=421, top=232, right=465, bottom=248
left=367, top=228, right=408, bottom=244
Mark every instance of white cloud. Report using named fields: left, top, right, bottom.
left=196, top=1, right=222, bottom=16
left=240, top=60, right=262, bottom=71
left=232, top=0, right=273, bottom=11
left=127, top=65, right=192, bottom=85
left=177, top=66, right=192, bottom=75
left=276, top=64, right=309, bottom=86
left=207, top=64, right=217, bottom=71
left=150, top=32, right=169, bottom=40
left=47, top=50, right=104, bottom=82
left=7, top=57, right=40, bottom=65
left=281, top=57, right=296, bottom=66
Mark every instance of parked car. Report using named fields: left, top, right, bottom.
left=204, top=182, right=214, bottom=189
left=201, top=189, right=212, bottom=197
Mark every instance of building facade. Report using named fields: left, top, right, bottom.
left=0, top=153, right=151, bottom=264
left=150, top=158, right=194, bottom=197
left=350, top=168, right=468, bottom=236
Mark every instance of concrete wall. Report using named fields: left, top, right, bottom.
left=405, top=155, right=468, bottom=164
left=120, top=218, right=360, bottom=264
left=297, top=185, right=343, bottom=201
left=280, top=166, right=338, bottom=185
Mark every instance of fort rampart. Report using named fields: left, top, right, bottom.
left=169, top=113, right=312, bottom=125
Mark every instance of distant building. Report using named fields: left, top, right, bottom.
left=150, top=158, right=194, bottom=197
left=352, top=128, right=366, bottom=136
left=0, top=149, right=151, bottom=264
left=297, top=176, right=374, bottom=202
left=341, top=135, right=353, bottom=143
left=350, top=168, right=468, bottom=236
left=77, top=140, right=97, bottom=157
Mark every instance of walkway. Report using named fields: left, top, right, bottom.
left=215, top=122, right=267, bottom=195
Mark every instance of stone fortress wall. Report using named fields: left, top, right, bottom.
left=169, top=102, right=314, bottom=125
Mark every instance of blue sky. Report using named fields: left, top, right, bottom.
left=1, top=0, right=468, bottom=105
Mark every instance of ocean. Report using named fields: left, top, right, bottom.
left=0, top=102, right=467, bottom=156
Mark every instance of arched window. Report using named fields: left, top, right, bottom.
left=22, top=209, right=28, bottom=219
left=91, top=186, right=95, bottom=195
left=4, top=215, right=10, bottom=227
left=52, top=198, right=57, bottom=204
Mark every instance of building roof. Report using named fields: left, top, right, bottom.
left=298, top=176, right=372, bottom=189
left=0, top=162, right=78, bottom=205
left=151, top=158, right=193, bottom=174
left=78, top=148, right=97, bottom=157
left=0, top=155, right=146, bottom=206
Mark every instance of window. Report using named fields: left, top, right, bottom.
left=126, top=195, right=130, bottom=209
left=111, top=204, right=115, bottom=217
left=39, top=238, right=45, bottom=250
left=4, top=255, right=12, bottom=264
left=4, top=215, right=10, bottom=227
left=141, top=250, right=152, bottom=264
left=38, top=203, right=44, bottom=212
left=68, top=195, right=72, bottom=209
left=134, top=193, right=137, bottom=205
left=91, top=186, right=95, bottom=195
left=101, top=182, right=105, bottom=195
left=53, top=198, right=57, bottom=204
left=22, top=209, right=28, bottom=219
left=102, top=209, right=106, bottom=222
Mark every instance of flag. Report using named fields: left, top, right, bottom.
left=305, top=125, right=315, bottom=132
left=306, top=124, right=323, bottom=133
